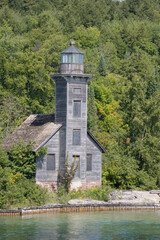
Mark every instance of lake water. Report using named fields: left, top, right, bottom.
left=0, top=210, right=160, bottom=239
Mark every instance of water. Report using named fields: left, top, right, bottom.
left=0, top=211, right=160, bottom=240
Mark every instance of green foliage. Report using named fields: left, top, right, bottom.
left=1, top=0, right=160, bottom=192
left=7, top=142, right=47, bottom=179
left=0, top=146, right=49, bottom=209
left=57, top=185, right=112, bottom=203
left=98, top=56, right=106, bottom=76
left=0, top=146, right=10, bottom=168
left=0, top=168, right=48, bottom=209
left=73, top=26, right=100, bottom=48
left=57, top=184, right=72, bottom=204
left=7, top=142, right=36, bottom=178
left=87, top=85, right=99, bottom=134
left=70, top=185, right=112, bottom=202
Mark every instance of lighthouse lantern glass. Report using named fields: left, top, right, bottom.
left=61, top=53, right=83, bottom=64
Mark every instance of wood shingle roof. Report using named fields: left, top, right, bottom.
left=2, top=114, right=62, bottom=152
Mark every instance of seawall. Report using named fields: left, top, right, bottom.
left=1, top=203, right=160, bottom=216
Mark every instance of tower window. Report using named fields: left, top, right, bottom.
left=86, top=154, right=92, bottom=171
left=73, top=129, right=81, bottom=145
left=73, top=100, right=81, bottom=117
left=47, top=154, right=55, bottom=170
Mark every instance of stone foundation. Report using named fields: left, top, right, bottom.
left=36, top=181, right=101, bottom=192
left=70, top=181, right=101, bottom=191
left=81, top=181, right=101, bottom=190
left=36, top=181, right=58, bottom=192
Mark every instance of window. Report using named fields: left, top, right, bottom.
left=47, top=154, right=55, bottom=170
left=73, top=100, right=81, bottom=117
left=73, top=155, right=80, bottom=178
left=86, top=154, right=92, bottom=171
left=73, top=129, right=81, bottom=145
left=73, top=88, right=81, bottom=94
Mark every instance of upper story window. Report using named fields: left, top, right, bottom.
left=47, top=154, right=55, bottom=171
left=86, top=154, right=92, bottom=171
left=73, top=129, right=81, bottom=145
left=73, top=100, right=81, bottom=118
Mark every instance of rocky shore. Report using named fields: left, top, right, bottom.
left=1, top=190, right=160, bottom=216
left=68, top=190, right=160, bottom=205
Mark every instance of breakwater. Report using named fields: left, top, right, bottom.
left=1, top=203, right=160, bottom=216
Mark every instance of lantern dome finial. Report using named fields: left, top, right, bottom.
left=70, top=40, right=75, bottom=46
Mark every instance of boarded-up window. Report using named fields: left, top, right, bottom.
left=73, top=129, right=81, bottom=145
left=87, top=154, right=92, bottom=171
left=73, top=100, right=81, bottom=117
left=47, top=154, right=55, bottom=170
left=73, top=155, right=80, bottom=178
left=73, top=88, right=81, bottom=94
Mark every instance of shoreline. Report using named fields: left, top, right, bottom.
left=1, top=202, right=160, bottom=216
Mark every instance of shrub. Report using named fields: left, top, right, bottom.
left=70, top=185, right=112, bottom=202
left=0, top=167, right=48, bottom=209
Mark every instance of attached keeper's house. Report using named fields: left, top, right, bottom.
left=3, top=41, right=106, bottom=191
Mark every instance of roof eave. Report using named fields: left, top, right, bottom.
left=34, top=125, right=62, bottom=152
left=87, top=130, right=106, bottom=153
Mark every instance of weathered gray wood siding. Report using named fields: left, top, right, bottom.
left=55, top=78, right=67, bottom=172
left=53, top=75, right=92, bottom=181
left=86, top=135, right=102, bottom=182
left=66, top=79, right=88, bottom=182
left=36, top=131, right=60, bottom=182
left=52, top=74, right=101, bottom=185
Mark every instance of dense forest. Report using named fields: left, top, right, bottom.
left=1, top=0, right=160, bottom=205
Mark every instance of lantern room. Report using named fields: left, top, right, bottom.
left=60, top=40, right=84, bottom=74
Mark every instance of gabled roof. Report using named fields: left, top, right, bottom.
left=2, top=114, right=106, bottom=154
left=87, top=130, right=106, bottom=153
left=2, top=114, right=62, bottom=152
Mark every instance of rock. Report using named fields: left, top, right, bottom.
left=108, top=190, right=160, bottom=204
left=68, top=190, right=160, bottom=206
left=68, top=199, right=106, bottom=205
left=150, top=190, right=160, bottom=194
left=109, top=190, right=136, bottom=201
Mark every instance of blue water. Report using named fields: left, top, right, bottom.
left=0, top=211, right=160, bottom=239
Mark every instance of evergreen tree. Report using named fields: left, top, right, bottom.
left=87, top=85, right=99, bottom=134
left=98, top=55, right=107, bottom=76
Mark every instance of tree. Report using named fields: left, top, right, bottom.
left=58, top=153, right=80, bottom=193
left=7, top=142, right=47, bottom=179
left=87, top=85, right=98, bottom=134
left=98, top=55, right=106, bottom=76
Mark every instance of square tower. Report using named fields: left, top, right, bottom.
left=51, top=41, right=93, bottom=188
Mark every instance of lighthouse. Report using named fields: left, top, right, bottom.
left=3, top=41, right=105, bottom=191
left=50, top=41, right=105, bottom=189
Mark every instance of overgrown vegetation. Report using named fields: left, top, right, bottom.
left=0, top=145, right=48, bottom=209
left=57, top=185, right=111, bottom=204
left=1, top=0, right=160, bottom=208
